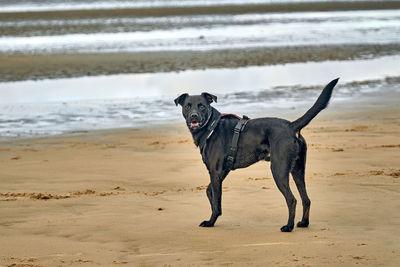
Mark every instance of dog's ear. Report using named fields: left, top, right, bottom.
left=174, top=93, right=188, bottom=106
left=201, top=92, right=217, bottom=104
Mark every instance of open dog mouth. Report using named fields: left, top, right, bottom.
left=190, top=121, right=200, bottom=127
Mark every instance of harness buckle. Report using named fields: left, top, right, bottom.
left=226, top=156, right=235, bottom=168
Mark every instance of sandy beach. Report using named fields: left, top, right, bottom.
left=1, top=102, right=399, bottom=266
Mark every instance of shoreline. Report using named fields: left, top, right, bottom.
left=1, top=44, right=400, bottom=82
left=1, top=96, right=399, bottom=144
left=2, top=55, right=399, bottom=141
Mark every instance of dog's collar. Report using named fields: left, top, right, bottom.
left=198, top=112, right=221, bottom=154
left=197, top=112, right=242, bottom=151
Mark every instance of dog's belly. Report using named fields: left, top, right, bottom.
left=233, top=145, right=270, bottom=169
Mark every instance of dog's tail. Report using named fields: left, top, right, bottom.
left=291, top=78, right=339, bottom=132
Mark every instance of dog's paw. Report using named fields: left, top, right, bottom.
left=296, top=220, right=309, bottom=228
left=199, top=220, right=214, bottom=227
left=280, top=225, right=294, bottom=232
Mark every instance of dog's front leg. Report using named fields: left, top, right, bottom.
left=199, top=173, right=225, bottom=227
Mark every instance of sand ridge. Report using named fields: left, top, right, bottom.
left=2, top=44, right=400, bottom=82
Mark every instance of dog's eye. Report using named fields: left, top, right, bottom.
left=185, top=104, right=191, bottom=110
left=199, top=104, right=205, bottom=110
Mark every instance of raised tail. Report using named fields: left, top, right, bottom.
left=291, top=78, right=339, bottom=132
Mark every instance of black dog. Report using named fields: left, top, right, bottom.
left=174, top=78, right=338, bottom=232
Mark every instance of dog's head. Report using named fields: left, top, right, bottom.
left=174, top=92, right=217, bottom=131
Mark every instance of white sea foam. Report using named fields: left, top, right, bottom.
left=4, top=10, right=397, bottom=28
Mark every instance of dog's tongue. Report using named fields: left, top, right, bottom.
left=191, top=122, right=199, bottom=127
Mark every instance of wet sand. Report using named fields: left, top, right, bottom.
left=1, top=103, right=399, bottom=266
left=2, top=43, right=400, bottom=82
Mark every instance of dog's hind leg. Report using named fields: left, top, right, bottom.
left=270, top=143, right=297, bottom=232
left=291, top=136, right=311, bottom=228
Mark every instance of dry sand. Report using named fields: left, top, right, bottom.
left=0, top=103, right=399, bottom=266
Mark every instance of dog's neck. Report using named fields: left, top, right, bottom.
left=190, top=107, right=221, bottom=148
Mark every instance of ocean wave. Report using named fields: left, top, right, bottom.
left=2, top=10, right=399, bottom=37
left=1, top=10, right=399, bottom=54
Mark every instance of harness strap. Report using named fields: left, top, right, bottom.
left=226, top=115, right=249, bottom=170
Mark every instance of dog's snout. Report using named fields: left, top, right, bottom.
left=190, top=113, right=199, bottom=120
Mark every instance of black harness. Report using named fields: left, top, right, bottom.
left=225, top=115, right=249, bottom=170
left=200, top=113, right=250, bottom=170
